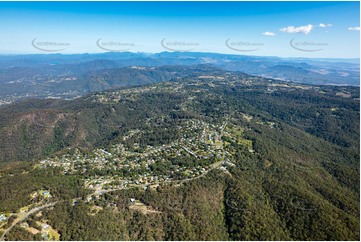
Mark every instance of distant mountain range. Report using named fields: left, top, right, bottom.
left=0, top=52, right=359, bottom=105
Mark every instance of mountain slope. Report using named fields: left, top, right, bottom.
left=0, top=72, right=359, bottom=241
left=0, top=53, right=359, bottom=105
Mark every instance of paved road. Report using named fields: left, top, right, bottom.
left=0, top=202, right=57, bottom=241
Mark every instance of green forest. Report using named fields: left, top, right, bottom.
left=0, top=72, right=359, bottom=241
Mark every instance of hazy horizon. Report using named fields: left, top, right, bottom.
left=0, top=51, right=360, bottom=62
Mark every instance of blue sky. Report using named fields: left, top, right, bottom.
left=0, top=1, right=359, bottom=58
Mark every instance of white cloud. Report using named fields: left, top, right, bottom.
left=348, top=27, right=360, bottom=31
left=319, top=23, right=332, bottom=28
left=262, top=31, right=276, bottom=36
left=280, top=24, right=314, bottom=35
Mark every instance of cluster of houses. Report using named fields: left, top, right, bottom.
left=37, top=117, right=247, bottom=193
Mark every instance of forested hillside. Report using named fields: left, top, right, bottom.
left=0, top=71, right=359, bottom=241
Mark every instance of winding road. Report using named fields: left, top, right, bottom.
left=0, top=202, right=57, bottom=241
